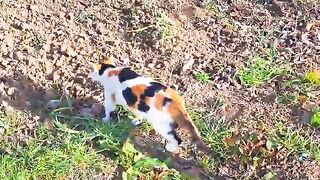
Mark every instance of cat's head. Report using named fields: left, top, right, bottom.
left=88, top=57, right=116, bottom=82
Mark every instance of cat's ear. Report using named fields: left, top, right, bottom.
left=89, top=62, right=101, bottom=71
left=103, top=56, right=116, bottom=66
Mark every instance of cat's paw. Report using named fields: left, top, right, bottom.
left=102, top=116, right=111, bottom=122
left=165, top=142, right=179, bottom=152
left=131, top=119, right=142, bottom=126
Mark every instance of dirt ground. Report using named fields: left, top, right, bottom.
left=1, top=0, right=320, bottom=179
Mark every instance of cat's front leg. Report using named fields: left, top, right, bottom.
left=103, top=93, right=116, bottom=122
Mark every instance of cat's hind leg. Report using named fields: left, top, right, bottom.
left=152, top=121, right=182, bottom=152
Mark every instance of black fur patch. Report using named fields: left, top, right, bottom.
left=170, top=122, right=179, bottom=129
left=122, top=87, right=137, bottom=106
left=168, top=130, right=182, bottom=145
left=109, top=111, right=117, bottom=119
left=99, top=64, right=116, bottom=75
left=137, top=101, right=150, bottom=112
left=163, top=97, right=172, bottom=107
left=140, top=95, right=146, bottom=101
left=144, top=82, right=167, bottom=97
left=118, top=68, right=139, bottom=83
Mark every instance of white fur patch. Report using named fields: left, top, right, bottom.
left=89, top=66, right=181, bottom=151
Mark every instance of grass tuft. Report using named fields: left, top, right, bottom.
left=195, top=72, right=211, bottom=83
left=305, top=70, right=320, bottom=85
left=190, top=111, right=231, bottom=170
left=33, top=35, right=47, bottom=51
left=155, top=15, right=181, bottom=42
left=311, top=108, right=320, bottom=128
left=0, top=124, right=115, bottom=179
left=75, top=10, right=95, bottom=23
left=238, top=56, right=288, bottom=87
left=268, top=122, right=320, bottom=161
left=119, top=139, right=182, bottom=179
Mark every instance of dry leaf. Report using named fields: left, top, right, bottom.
left=298, top=95, right=308, bottom=103
left=91, top=103, right=103, bottom=117
left=301, top=101, right=317, bottom=111
left=224, top=130, right=241, bottom=147
left=306, top=22, right=314, bottom=31
left=79, top=107, right=94, bottom=117
left=182, top=59, right=194, bottom=72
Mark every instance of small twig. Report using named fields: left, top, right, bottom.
left=127, top=25, right=154, bottom=33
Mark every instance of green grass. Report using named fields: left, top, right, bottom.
left=0, top=106, right=184, bottom=180
left=195, top=72, right=211, bottom=83
left=75, top=10, right=95, bottom=23
left=190, top=111, right=231, bottom=170
left=305, top=70, right=320, bottom=85
left=155, top=14, right=181, bottom=42
left=127, top=12, right=180, bottom=43
left=0, top=109, right=21, bottom=136
left=282, top=70, right=320, bottom=100
left=206, top=0, right=237, bottom=30
left=268, top=122, right=320, bottom=161
left=238, top=45, right=291, bottom=87
left=33, top=34, right=47, bottom=51
left=189, top=110, right=320, bottom=174
left=119, top=139, right=182, bottom=179
left=311, top=108, right=320, bottom=128
left=238, top=56, right=288, bottom=87
left=0, top=125, right=115, bottom=179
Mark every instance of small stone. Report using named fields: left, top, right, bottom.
left=147, top=63, right=155, bottom=69
left=21, top=23, right=30, bottom=30
left=45, top=100, right=61, bottom=110
left=67, top=47, right=77, bottom=57
left=30, top=5, right=37, bottom=10
left=52, top=71, right=60, bottom=82
left=33, top=115, right=40, bottom=121
left=7, top=87, right=15, bottom=96
left=96, top=22, right=107, bottom=34
left=299, top=153, right=309, bottom=161
left=13, top=51, right=24, bottom=60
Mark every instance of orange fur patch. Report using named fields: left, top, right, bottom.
left=165, top=87, right=187, bottom=118
left=111, top=93, right=116, bottom=103
left=129, top=85, right=148, bottom=109
left=168, top=102, right=183, bottom=118
left=155, top=94, right=165, bottom=111
left=144, top=96, right=151, bottom=107
left=131, top=85, right=147, bottom=98
left=107, top=70, right=120, bottom=77
left=166, top=88, right=185, bottom=107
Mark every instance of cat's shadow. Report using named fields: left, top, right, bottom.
left=129, top=128, right=231, bottom=180
left=56, top=113, right=217, bottom=180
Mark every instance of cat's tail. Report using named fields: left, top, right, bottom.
left=173, top=108, right=212, bottom=154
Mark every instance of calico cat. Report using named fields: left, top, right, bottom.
left=88, top=57, right=211, bottom=153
